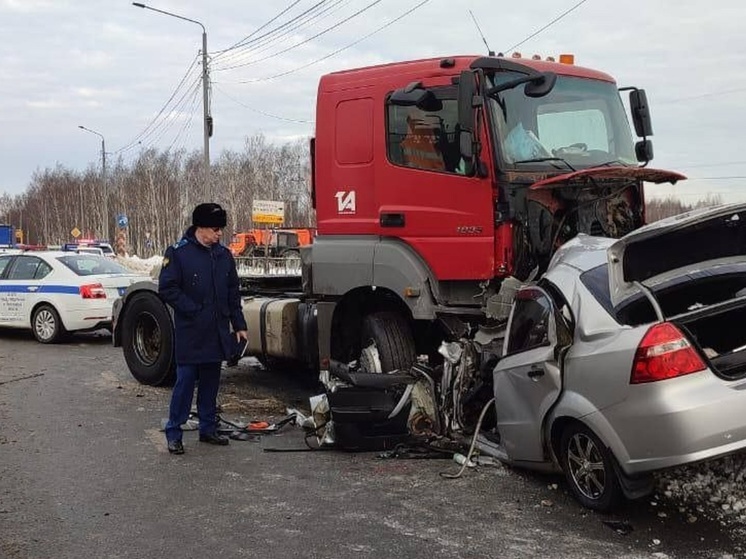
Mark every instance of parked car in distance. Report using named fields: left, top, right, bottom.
left=63, top=240, right=116, bottom=259
left=485, top=202, right=746, bottom=511
left=0, top=251, right=151, bottom=343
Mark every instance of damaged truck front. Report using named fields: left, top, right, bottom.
left=113, top=53, right=684, bottom=508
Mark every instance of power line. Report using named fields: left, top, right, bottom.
left=504, top=0, right=590, bottom=53
left=214, top=0, right=355, bottom=72
left=656, top=86, right=746, bottom=104
left=135, top=75, right=202, bottom=152
left=214, top=84, right=313, bottom=123
left=213, top=0, right=342, bottom=67
left=686, top=176, right=746, bottom=181
left=167, top=89, right=202, bottom=152
left=217, top=0, right=385, bottom=72
left=228, top=0, right=433, bottom=84
left=114, top=56, right=201, bottom=154
left=212, top=0, right=304, bottom=57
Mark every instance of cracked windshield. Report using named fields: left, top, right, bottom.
left=489, top=73, right=638, bottom=168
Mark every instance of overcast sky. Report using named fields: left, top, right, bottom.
left=1, top=0, right=745, bottom=203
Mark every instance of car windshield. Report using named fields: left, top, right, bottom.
left=58, top=255, right=131, bottom=276
left=487, top=73, right=637, bottom=169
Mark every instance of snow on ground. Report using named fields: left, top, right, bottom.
left=112, top=255, right=746, bottom=530
left=116, top=254, right=163, bottom=278
left=657, top=454, right=746, bottom=533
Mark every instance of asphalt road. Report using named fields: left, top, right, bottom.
left=0, top=331, right=743, bottom=559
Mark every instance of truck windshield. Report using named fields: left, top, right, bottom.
left=487, top=73, right=637, bottom=169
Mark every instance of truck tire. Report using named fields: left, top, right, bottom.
left=121, top=292, right=175, bottom=386
left=360, top=311, right=416, bottom=373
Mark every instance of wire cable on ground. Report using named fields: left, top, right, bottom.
left=440, top=397, right=495, bottom=479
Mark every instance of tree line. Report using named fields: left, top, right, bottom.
left=0, top=136, right=723, bottom=257
left=0, top=134, right=313, bottom=257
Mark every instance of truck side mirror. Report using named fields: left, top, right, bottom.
left=458, top=70, right=477, bottom=166
left=635, top=139, right=654, bottom=163
left=389, top=83, right=441, bottom=111
left=629, top=89, right=653, bottom=138
left=524, top=72, right=557, bottom=98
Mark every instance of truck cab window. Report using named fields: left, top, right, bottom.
left=386, top=87, right=462, bottom=174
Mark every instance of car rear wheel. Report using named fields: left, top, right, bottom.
left=121, top=292, right=175, bottom=386
left=560, top=422, right=622, bottom=511
left=32, top=304, right=66, bottom=344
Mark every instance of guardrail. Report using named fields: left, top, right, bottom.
left=235, top=256, right=301, bottom=277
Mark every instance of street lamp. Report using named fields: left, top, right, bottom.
left=78, top=125, right=107, bottom=239
left=132, top=2, right=211, bottom=194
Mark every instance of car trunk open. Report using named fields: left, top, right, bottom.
left=607, top=202, right=746, bottom=308
left=603, top=202, right=746, bottom=380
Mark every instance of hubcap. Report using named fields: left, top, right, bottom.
left=566, top=432, right=606, bottom=500
left=35, top=309, right=56, bottom=341
left=134, top=312, right=161, bottom=366
left=359, top=342, right=383, bottom=373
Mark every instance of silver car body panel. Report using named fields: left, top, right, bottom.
left=493, top=231, right=746, bottom=477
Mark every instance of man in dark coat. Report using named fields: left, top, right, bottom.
left=159, top=203, right=248, bottom=454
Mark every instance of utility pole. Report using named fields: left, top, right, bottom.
left=78, top=126, right=107, bottom=239
left=133, top=2, right=211, bottom=199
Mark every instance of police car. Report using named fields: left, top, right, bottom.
left=0, top=251, right=150, bottom=343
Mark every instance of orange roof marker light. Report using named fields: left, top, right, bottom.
left=559, top=53, right=575, bottom=65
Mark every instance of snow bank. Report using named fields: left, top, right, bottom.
left=116, top=255, right=163, bottom=278
left=658, top=454, right=746, bottom=530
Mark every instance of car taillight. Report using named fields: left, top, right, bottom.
left=630, top=322, right=706, bottom=384
left=80, top=283, right=106, bottom=299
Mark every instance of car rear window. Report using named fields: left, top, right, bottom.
left=58, top=255, right=130, bottom=276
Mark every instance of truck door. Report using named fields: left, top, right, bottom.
left=493, top=285, right=564, bottom=463
left=381, top=85, right=495, bottom=280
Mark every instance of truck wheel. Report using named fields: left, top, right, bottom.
left=32, top=304, right=66, bottom=344
left=560, top=422, right=622, bottom=511
left=360, top=311, right=416, bottom=373
left=121, top=293, right=175, bottom=386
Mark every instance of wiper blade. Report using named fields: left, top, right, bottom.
left=596, top=160, right=633, bottom=168
left=513, top=157, right=576, bottom=172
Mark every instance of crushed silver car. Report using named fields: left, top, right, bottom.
left=479, top=202, right=746, bottom=510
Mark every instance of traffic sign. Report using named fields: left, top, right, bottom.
left=252, top=199, right=285, bottom=225
left=71, top=227, right=81, bottom=238
left=117, top=214, right=129, bottom=228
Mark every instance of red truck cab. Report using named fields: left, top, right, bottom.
left=312, top=55, right=680, bottom=290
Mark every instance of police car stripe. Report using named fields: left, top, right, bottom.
left=0, top=285, right=81, bottom=294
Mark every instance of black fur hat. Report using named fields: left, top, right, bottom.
left=192, top=203, right=227, bottom=228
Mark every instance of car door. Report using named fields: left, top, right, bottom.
left=493, top=285, right=564, bottom=463
left=4, top=255, right=53, bottom=327
left=0, top=255, right=16, bottom=324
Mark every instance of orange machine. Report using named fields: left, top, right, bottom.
left=229, top=228, right=315, bottom=257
